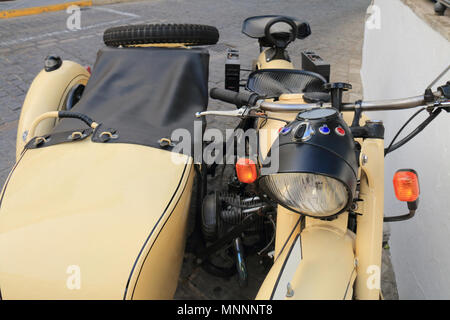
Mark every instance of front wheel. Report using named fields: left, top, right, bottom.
left=103, top=24, right=219, bottom=47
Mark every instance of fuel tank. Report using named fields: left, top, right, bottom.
left=0, top=140, right=194, bottom=299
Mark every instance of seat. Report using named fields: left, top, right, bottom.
left=246, top=69, right=327, bottom=98
left=55, top=46, right=210, bottom=150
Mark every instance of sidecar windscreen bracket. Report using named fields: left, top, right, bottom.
left=242, top=15, right=311, bottom=45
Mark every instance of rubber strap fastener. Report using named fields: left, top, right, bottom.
left=99, top=131, right=119, bottom=142
left=33, top=136, right=48, bottom=147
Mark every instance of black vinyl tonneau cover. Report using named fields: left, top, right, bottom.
left=55, top=46, right=209, bottom=150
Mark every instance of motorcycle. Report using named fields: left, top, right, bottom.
left=193, top=15, right=450, bottom=300
left=0, top=15, right=448, bottom=300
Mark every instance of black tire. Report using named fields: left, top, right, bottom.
left=103, top=24, right=219, bottom=47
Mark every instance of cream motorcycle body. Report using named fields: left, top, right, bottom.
left=254, top=49, right=384, bottom=300
left=0, top=45, right=209, bottom=299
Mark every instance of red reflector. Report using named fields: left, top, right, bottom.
left=236, top=158, right=258, bottom=184
left=86, top=66, right=92, bottom=74
left=393, top=170, right=419, bottom=202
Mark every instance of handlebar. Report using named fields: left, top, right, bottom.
left=259, top=94, right=437, bottom=112
left=210, top=88, right=261, bottom=107
left=209, top=88, right=449, bottom=113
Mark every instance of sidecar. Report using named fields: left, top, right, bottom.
left=0, top=25, right=217, bottom=299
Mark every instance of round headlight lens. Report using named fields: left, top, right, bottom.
left=260, top=173, right=349, bottom=217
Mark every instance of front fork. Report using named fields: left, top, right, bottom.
left=354, top=138, right=385, bottom=299
left=257, top=137, right=385, bottom=300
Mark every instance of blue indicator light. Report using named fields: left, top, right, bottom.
left=281, top=127, right=291, bottom=135
left=319, top=125, right=330, bottom=135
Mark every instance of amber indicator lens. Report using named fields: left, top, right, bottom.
left=393, top=170, right=419, bottom=202
left=236, top=158, right=258, bottom=184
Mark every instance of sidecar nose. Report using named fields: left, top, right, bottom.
left=0, top=140, right=193, bottom=299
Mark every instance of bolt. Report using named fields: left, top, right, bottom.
left=361, top=154, right=368, bottom=165
left=44, top=55, right=62, bottom=72
left=286, top=282, right=294, bottom=297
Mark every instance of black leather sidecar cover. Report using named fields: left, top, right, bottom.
left=55, top=46, right=209, bottom=151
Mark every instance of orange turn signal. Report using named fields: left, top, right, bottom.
left=393, top=169, right=420, bottom=202
left=236, top=158, right=258, bottom=184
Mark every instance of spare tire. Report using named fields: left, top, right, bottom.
left=103, top=24, right=219, bottom=47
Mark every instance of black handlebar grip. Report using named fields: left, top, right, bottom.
left=210, top=88, right=261, bottom=107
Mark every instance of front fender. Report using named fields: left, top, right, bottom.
left=256, top=223, right=356, bottom=300
left=16, top=60, right=90, bottom=160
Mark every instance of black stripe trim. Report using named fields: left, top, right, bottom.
left=122, top=163, right=190, bottom=299
left=275, top=216, right=302, bottom=262
left=130, top=165, right=193, bottom=299
left=270, top=233, right=301, bottom=300
left=0, top=150, right=27, bottom=209
left=343, top=267, right=357, bottom=299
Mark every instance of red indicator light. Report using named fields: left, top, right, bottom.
left=335, top=127, right=345, bottom=136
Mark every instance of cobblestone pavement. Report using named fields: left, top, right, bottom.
left=0, top=0, right=398, bottom=299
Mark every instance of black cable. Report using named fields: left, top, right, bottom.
left=247, top=110, right=289, bottom=124
left=384, top=107, right=426, bottom=155
left=58, top=111, right=96, bottom=127
left=385, top=107, right=442, bottom=156
left=384, top=210, right=416, bottom=222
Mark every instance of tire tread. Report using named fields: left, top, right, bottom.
left=103, top=24, right=219, bottom=47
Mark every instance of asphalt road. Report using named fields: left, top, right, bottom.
left=0, top=0, right=398, bottom=299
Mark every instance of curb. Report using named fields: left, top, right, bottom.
left=92, top=0, right=144, bottom=4
left=0, top=0, right=142, bottom=19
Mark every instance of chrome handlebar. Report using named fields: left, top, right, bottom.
left=197, top=90, right=449, bottom=118
left=258, top=94, right=442, bottom=112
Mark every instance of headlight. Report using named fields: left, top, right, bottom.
left=259, top=107, right=358, bottom=219
left=260, top=173, right=349, bottom=217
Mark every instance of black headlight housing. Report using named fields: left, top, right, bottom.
left=259, top=108, right=358, bottom=218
